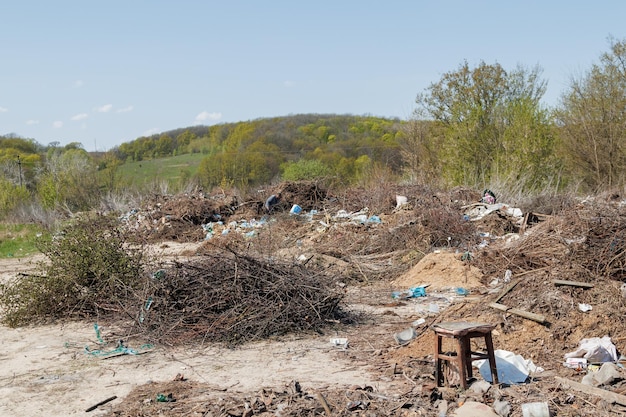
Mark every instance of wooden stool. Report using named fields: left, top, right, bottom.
left=432, top=321, right=498, bottom=389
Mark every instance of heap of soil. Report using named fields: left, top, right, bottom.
left=392, top=251, right=484, bottom=290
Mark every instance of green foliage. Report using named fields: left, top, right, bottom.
left=37, top=148, right=100, bottom=210
left=414, top=61, right=557, bottom=191
left=0, top=177, right=29, bottom=215
left=557, top=37, right=626, bottom=190
left=281, top=159, right=332, bottom=181
left=0, top=214, right=145, bottom=327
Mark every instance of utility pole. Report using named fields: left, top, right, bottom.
left=17, top=155, right=23, bottom=187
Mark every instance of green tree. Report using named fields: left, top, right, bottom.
left=0, top=176, right=29, bottom=216
left=415, top=61, right=556, bottom=190
left=37, top=148, right=100, bottom=210
left=556, top=37, right=626, bottom=190
left=281, top=159, right=332, bottom=181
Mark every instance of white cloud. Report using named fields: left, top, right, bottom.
left=0, top=107, right=8, bottom=112
left=95, top=104, right=113, bottom=113
left=283, top=80, right=295, bottom=88
left=194, top=111, right=222, bottom=124
left=73, top=80, right=84, bottom=88
left=26, top=120, right=39, bottom=125
left=117, top=106, right=134, bottom=113
left=71, top=113, right=88, bottom=121
left=53, top=121, right=63, bottom=128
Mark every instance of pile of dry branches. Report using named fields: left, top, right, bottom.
left=137, top=248, right=345, bottom=346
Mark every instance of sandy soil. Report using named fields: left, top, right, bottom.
left=0, top=249, right=413, bottom=417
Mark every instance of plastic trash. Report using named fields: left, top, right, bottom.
left=409, top=286, right=426, bottom=297
left=564, top=336, right=618, bottom=363
left=504, top=269, right=512, bottom=282
left=412, top=318, right=426, bottom=326
left=578, top=303, right=592, bottom=312
left=475, top=349, right=540, bottom=384
left=395, top=195, right=408, bottom=209
left=394, top=328, right=417, bottom=345
left=455, top=287, right=469, bottom=296
left=330, top=337, right=348, bottom=348
left=521, top=402, right=549, bottom=417
left=290, top=204, right=302, bottom=215
left=392, top=286, right=426, bottom=299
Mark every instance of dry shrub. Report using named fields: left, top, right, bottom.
left=0, top=213, right=146, bottom=327
left=136, top=248, right=345, bottom=346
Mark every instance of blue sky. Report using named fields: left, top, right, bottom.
left=1, top=1, right=625, bottom=151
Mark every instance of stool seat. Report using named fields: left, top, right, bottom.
left=432, top=321, right=496, bottom=337
left=432, top=321, right=498, bottom=389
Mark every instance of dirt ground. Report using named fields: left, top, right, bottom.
left=0, top=247, right=397, bottom=416
left=3, top=247, right=625, bottom=417
left=2, top=187, right=626, bottom=416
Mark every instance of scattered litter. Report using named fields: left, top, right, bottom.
left=394, top=328, right=417, bottom=345
left=392, top=286, right=427, bottom=299
left=578, top=303, right=592, bottom=312
left=455, top=287, right=469, bottom=296
left=428, top=303, right=440, bottom=314
left=504, top=269, right=512, bottom=283
left=564, top=357, right=587, bottom=370
left=412, top=318, right=427, bottom=326
left=582, top=362, right=622, bottom=387
left=475, top=350, right=541, bottom=384
left=521, top=402, right=549, bottom=417
left=395, top=195, right=408, bottom=209
left=564, top=336, right=618, bottom=363
left=330, top=337, right=348, bottom=349
left=156, top=393, right=175, bottom=403
left=289, top=204, right=302, bottom=215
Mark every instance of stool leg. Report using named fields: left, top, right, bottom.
left=485, top=332, right=498, bottom=384
left=456, top=337, right=468, bottom=389
left=463, top=336, right=473, bottom=379
left=434, top=333, right=443, bottom=387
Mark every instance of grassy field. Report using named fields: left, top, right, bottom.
left=115, top=153, right=206, bottom=189
left=0, top=223, right=44, bottom=258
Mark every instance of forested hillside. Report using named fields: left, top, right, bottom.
left=2, top=38, right=626, bottom=221
left=111, top=114, right=404, bottom=189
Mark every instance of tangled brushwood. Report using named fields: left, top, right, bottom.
left=135, top=249, right=345, bottom=346
left=0, top=212, right=344, bottom=345
left=0, top=214, right=146, bottom=327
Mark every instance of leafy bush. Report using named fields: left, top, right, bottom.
left=0, top=214, right=146, bottom=327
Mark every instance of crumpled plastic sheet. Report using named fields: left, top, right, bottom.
left=474, top=349, right=542, bottom=384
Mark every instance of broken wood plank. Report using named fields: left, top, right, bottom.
left=555, top=376, right=626, bottom=406
left=493, top=278, right=522, bottom=303
left=489, top=302, right=509, bottom=312
left=553, top=279, right=594, bottom=288
left=488, top=302, right=547, bottom=324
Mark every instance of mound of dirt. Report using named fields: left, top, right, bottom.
left=393, top=251, right=484, bottom=290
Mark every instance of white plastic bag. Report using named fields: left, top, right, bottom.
left=564, top=336, right=617, bottom=363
